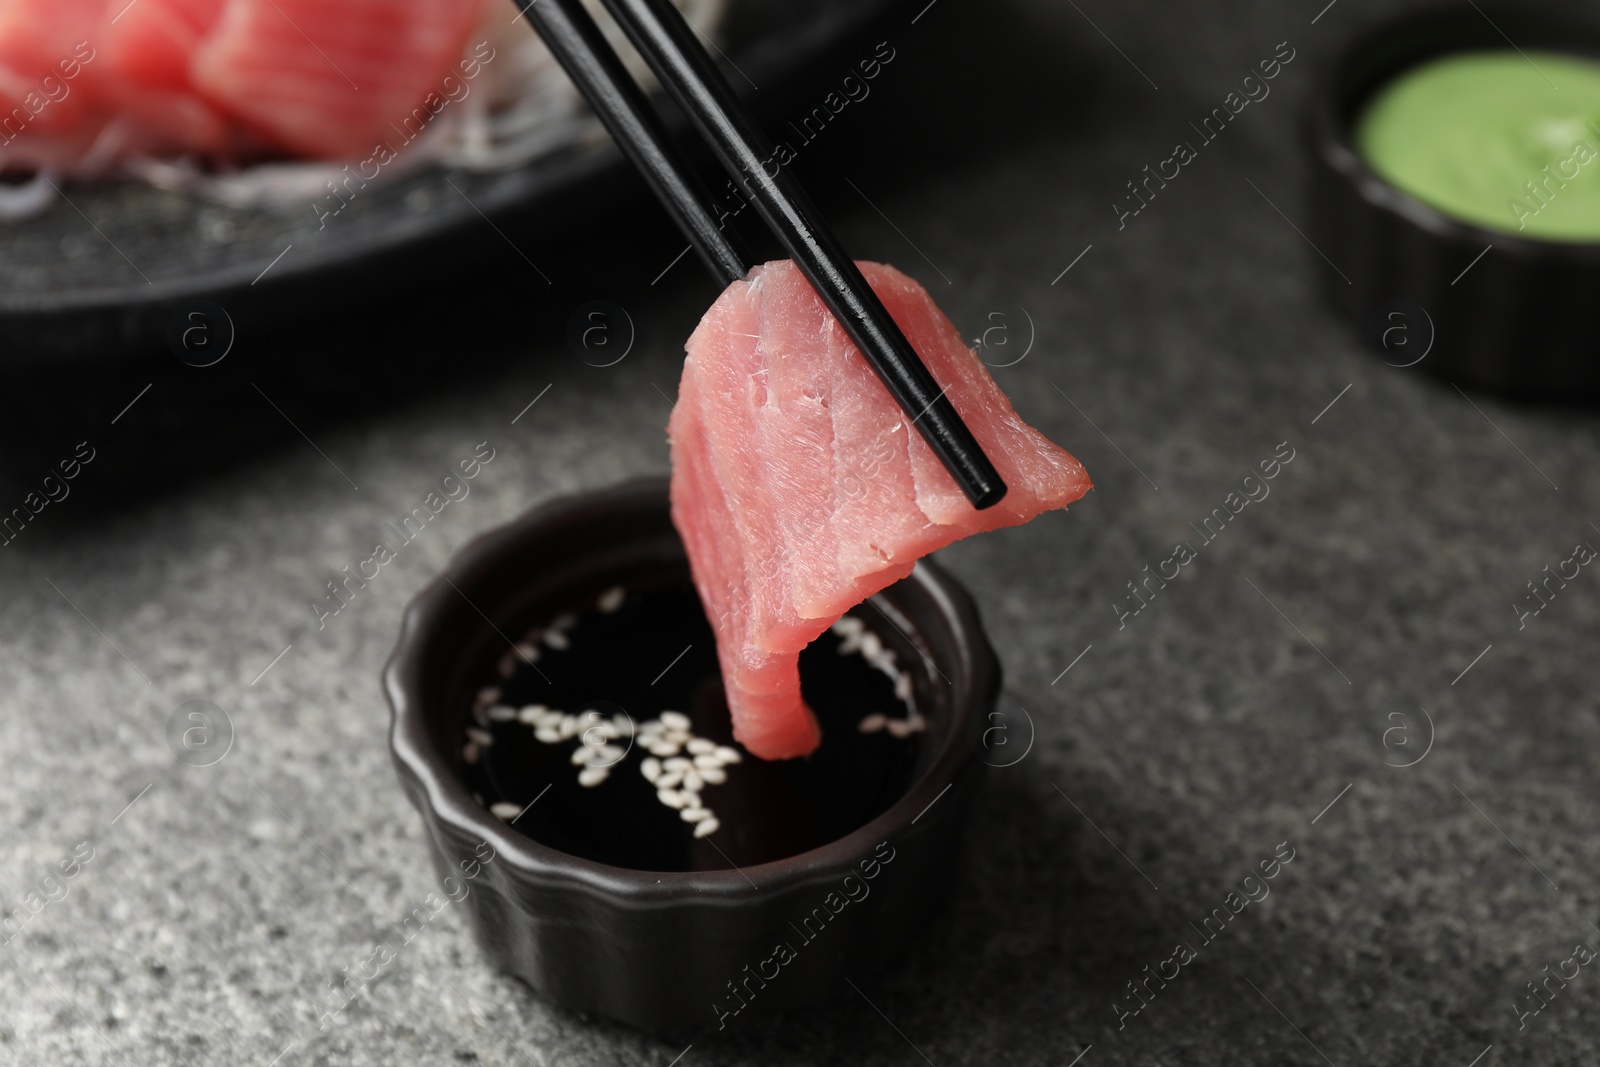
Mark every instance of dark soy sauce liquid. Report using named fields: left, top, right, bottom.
left=467, top=581, right=922, bottom=871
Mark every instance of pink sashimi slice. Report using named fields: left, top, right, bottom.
left=0, top=0, right=246, bottom=172
left=189, top=0, right=487, bottom=159
left=0, top=0, right=104, bottom=138
left=90, top=0, right=237, bottom=160
left=103, top=0, right=224, bottom=92
left=0, top=0, right=508, bottom=172
left=668, top=260, right=1091, bottom=760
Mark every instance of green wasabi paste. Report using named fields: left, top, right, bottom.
left=1355, top=50, right=1600, bottom=241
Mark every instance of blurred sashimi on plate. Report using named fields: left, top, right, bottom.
left=0, top=0, right=722, bottom=214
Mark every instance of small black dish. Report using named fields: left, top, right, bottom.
left=1307, top=4, right=1600, bottom=397
left=383, top=478, right=999, bottom=1033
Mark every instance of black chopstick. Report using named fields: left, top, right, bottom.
left=515, top=0, right=1006, bottom=510
left=510, top=0, right=751, bottom=284
left=597, top=0, right=1008, bottom=511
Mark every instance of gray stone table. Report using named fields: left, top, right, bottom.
left=3, top=0, right=1598, bottom=1063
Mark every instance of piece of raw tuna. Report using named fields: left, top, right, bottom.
left=190, top=0, right=487, bottom=158
left=0, top=0, right=104, bottom=142
left=668, top=260, right=1091, bottom=760
left=0, top=0, right=492, bottom=173
left=104, top=0, right=224, bottom=92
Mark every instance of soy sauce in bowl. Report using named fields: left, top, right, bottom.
left=462, top=580, right=927, bottom=871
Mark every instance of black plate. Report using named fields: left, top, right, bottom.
left=0, top=0, right=901, bottom=360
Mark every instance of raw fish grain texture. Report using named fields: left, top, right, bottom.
left=669, top=261, right=1091, bottom=760
left=190, top=0, right=486, bottom=158
left=0, top=0, right=487, bottom=171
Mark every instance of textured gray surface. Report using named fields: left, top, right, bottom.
left=4, top=0, right=1600, bottom=1063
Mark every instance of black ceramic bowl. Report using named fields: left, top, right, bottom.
left=1307, top=4, right=1600, bottom=396
left=384, top=479, right=999, bottom=1033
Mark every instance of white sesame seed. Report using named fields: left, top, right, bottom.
left=475, top=686, right=501, bottom=708
left=832, top=616, right=864, bottom=637
left=657, top=788, right=687, bottom=809
left=860, top=632, right=883, bottom=660
left=463, top=742, right=480, bottom=764
left=713, top=746, right=742, bottom=765
left=664, top=757, right=692, bottom=771
left=657, top=771, right=683, bottom=789
left=535, top=727, right=561, bottom=744
left=648, top=742, right=680, bottom=758
left=597, top=586, right=625, bottom=613
left=680, top=806, right=710, bottom=822
left=698, top=766, right=727, bottom=785
left=543, top=629, right=571, bottom=651
left=537, top=709, right=565, bottom=728
left=693, top=816, right=720, bottom=839
left=570, top=748, right=591, bottom=766
left=516, top=641, right=540, bottom=662
left=659, top=711, right=691, bottom=731
left=490, top=802, right=521, bottom=820
left=641, top=757, right=662, bottom=782
left=906, top=713, right=927, bottom=733
left=577, top=767, right=609, bottom=787
left=466, top=727, right=494, bottom=747
left=682, top=771, right=704, bottom=792
left=858, top=714, right=887, bottom=733
left=837, top=632, right=864, bottom=654
left=886, top=718, right=912, bottom=738
left=693, top=753, right=721, bottom=770
left=559, top=715, right=578, bottom=739
left=894, top=675, right=913, bottom=702
left=488, top=705, right=517, bottom=722
left=686, top=738, right=715, bottom=755
left=611, top=716, right=634, bottom=738
left=517, top=704, right=547, bottom=724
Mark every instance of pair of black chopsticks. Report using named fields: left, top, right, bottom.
left=510, top=0, right=1006, bottom=510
